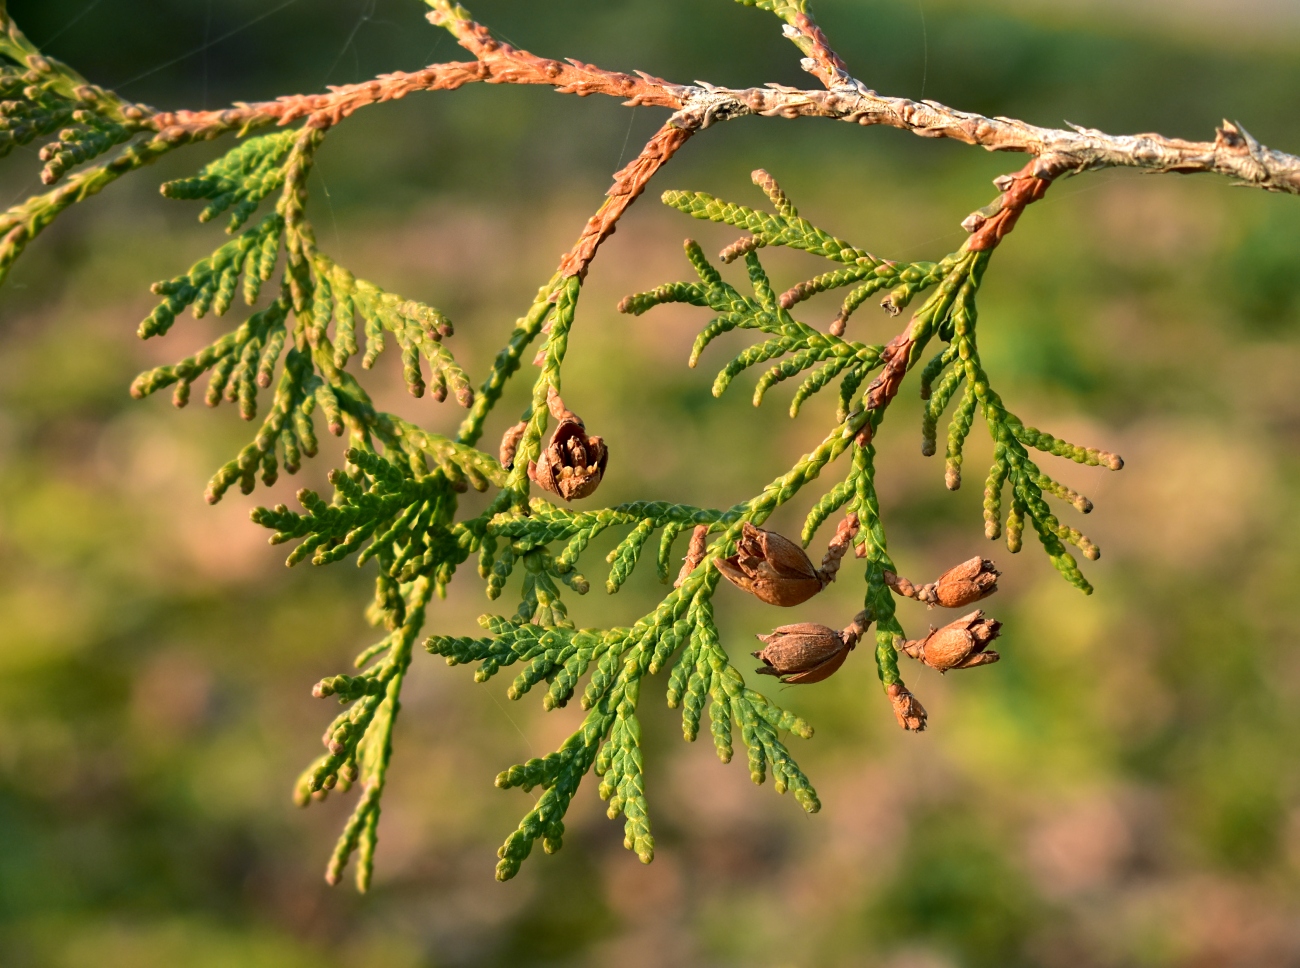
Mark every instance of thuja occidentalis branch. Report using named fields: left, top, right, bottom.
left=0, top=0, right=1286, bottom=888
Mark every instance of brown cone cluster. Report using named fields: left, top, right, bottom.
left=884, top=556, right=999, bottom=609
left=901, top=609, right=1002, bottom=672
left=526, top=388, right=608, bottom=502
left=721, top=524, right=1001, bottom=730
left=716, top=522, right=825, bottom=607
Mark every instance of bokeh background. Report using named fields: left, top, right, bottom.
left=3, top=1, right=1300, bottom=965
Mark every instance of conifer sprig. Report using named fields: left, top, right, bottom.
left=628, top=170, right=1120, bottom=597
left=124, top=112, right=477, bottom=506
left=298, top=575, right=433, bottom=892
left=0, top=0, right=1274, bottom=888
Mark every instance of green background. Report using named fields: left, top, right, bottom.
left=3, top=1, right=1300, bottom=965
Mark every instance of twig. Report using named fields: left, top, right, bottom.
left=139, top=7, right=1300, bottom=199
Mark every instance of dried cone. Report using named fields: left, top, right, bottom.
left=932, top=557, right=1000, bottom=608
left=884, top=556, right=999, bottom=609
left=752, top=610, right=871, bottom=685
left=528, top=388, right=608, bottom=502
left=717, top=522, right=824, bottom=607
left=753, top=623, right=850, bottom=684
left=901, top=609, right=1002, bottom=672
left=888, top=682, right=927, bottom=731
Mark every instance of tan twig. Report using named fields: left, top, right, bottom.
left=851, top=328, right=915, bottom=446
left=148, top=63, right=493, bottom=140
left=962, top=160, right=1053, bottom=251
left=143, top=8, right=1300, bottom=198
left=557, top=122, right=697, bottom=280
left=817, top=512, right=860, bottom=585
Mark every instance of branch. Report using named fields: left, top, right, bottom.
left=558, top=121, right=696, bottom=280
left=145, top=5, right=687, bottom=142
left=139, top=5, right=1300, bottom=198
left=6, top=0, right=1288, bottom=888
left=426, top=2, right=682, bottom=108
left=658, top=82, right=1300, bottom=193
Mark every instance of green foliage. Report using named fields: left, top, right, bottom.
left=161, top=130, right=298, bottom=231
left=298, top=576, right=433, bottom=891
left=0, top=0, right=1183, bottom=896
left=123, top=122, right=477, bottom=509
left=0, top=6, right=203, bottom=284
left=0, top=13, right=143, bottom=181
left=625, top=172, right=1117, bottom=600
left=735, top=0, right=809, bottom=20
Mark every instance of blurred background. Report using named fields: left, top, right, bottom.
left=2, top=1, right=1300, bottom=965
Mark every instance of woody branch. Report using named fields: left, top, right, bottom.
left=136, top=4, right=1300, bottom=202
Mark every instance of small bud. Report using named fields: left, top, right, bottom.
left=719, top=234, right=763, bottom=264
left=1006, top=502, right=1025, bottom=553
left=945, top=460, right=961, bottom=490
left=499, top=420, right=527, bottom=470
left=528, top=389, right=608, bottom=501
left=675, top=525, right=709, bottom=588
left=901, top=609, right=1002, bottom=672
left=753, top=623, right=852, bottom=684
left=887, top=682, right=927, bottom=731
left=717, top=522, right=825, bottom=607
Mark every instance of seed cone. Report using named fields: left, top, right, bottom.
left=884, top=556, right=999, bottom=609
left=751, top=610, right=871, bottom=685
left=717, top=522, right=824, bottom=607
left=932, top=557, right=1000, bottom=608
left=753, top=622, right=851, bottom=684
left=901, top=608, right=1002, bottom=672
left=528, top=388, right=608, bottom=501
left=888, top=682, right=927, bottom=731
